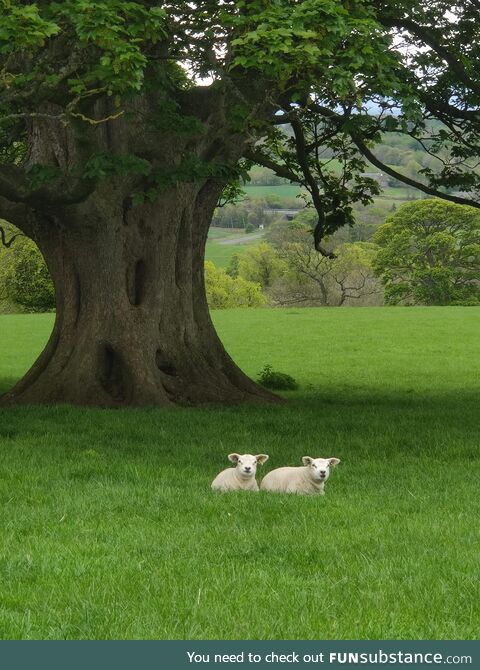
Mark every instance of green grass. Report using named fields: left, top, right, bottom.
left=205, top=227, right=263, bottom=267
left=243, top=183, right=421, bottom=205
left=206, top=227, right=242, bottom=240
left=378, top=187, right=428, bottom=200
left=205, top=241, right=239, bottom=268
left=243, top=183, right=304, bottom=199
left=0, top=307, right=479, bottom=639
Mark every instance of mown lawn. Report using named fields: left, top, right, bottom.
left=0, top=307, right=479, bottom=640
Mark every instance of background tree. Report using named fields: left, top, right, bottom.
left=236, top=242, right=287, bottom=289
left=0, top=228, right=54, bottom=312
left=331, top=242, right=381, bottom=306
left=1, top=0, right=480, bottom=407
left=204, top=261, right=265, bottom=309
left=212, top=197, right=282, bottom=230
left=265, top=220, right=380, bottom=306
left=373, top=200, right=480, bottom=305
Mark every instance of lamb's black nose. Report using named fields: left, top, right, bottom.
left=320, top=470, right=326, bottom=476
left=245, top=466, right=251, bottom=472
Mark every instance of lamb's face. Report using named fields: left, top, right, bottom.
left=302, top=456, right=341, bottom=483
left=228, top=453, right=269, bottom=479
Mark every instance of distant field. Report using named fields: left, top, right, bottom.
left=378, top=186, right=425, bottom=200
left=204, top=185, right=425, bottom=268
left=205, top=227, right=263, bottom=267
left=243, top=182, right=420, bottom=204
left=0, top=307, right=479, bottom=639
left=243, top=183, right=304, bottom=200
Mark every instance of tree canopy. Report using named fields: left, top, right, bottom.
left=2, top=0, right=480, bottom=237
left=1, top=0, right=480, bottom=407
left=373, top=200, right=480, bottom=305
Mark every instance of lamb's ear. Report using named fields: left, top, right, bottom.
left=255, top=454, right=269, bottom=465
left=329, top=458, right=341, bottom=467
left=302, top=456, right=314, bottom=466
left=228, top=453, right=240, bottom=463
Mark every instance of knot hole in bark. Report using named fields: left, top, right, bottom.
left=126, top=260, right=147, bottom=306
left=99, top=345, right=129, bottom=402
left=155, top=349, right=177, bottom=376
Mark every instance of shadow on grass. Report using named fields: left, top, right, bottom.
left=1, top=372, right=479, bottom=410
left=0, top=374, right=478, bottom=461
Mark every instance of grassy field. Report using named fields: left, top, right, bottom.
left=243, top=183, right=418, bottom=202
left=243, top=184, right=304, bottom=200
left=205, top=227, right=263, bottom=267
left=0, top=307, right=479, bottom=640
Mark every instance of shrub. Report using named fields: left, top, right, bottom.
left=0, top=233, right=55, bottom=312
left=226, top=253, right=240, bottom=278
left=205, top=260, right=266, bottom=309
left=257, top=364, right=298, bottom=390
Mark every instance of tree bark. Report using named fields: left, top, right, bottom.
left=0, top=180, right=278, bottom=408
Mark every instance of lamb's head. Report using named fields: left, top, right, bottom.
left=302, top=456, right=341, bottom=483
left=228, top=453, right=269, bottom=479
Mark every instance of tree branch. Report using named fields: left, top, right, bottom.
left=380, top=17, right=480, bottom=97
left=0, top=165, right=95, bottom=206
left=0, top=166, right=27, bottom=203
left=289, top=115, right=336, bottom=258
left=0, top=224, right=25, bottom=248
left=0, top=197, right=36, bottom=237
left=352, top=136, right=480, bottom=208
left=305, top=101, right=480, bottom=206
left=243, top=148, right=300, bottom=183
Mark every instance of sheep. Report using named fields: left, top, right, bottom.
left=260, top=456, right=340, bottom=495
left=211, top=453, right=269, bottom=492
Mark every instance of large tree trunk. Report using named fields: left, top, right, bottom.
left=0, top=181, right=277, bottom=407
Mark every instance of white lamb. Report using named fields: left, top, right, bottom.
left=211, top=453, right=269, bottom=492
left=260, top=456, right=340, bottom=495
